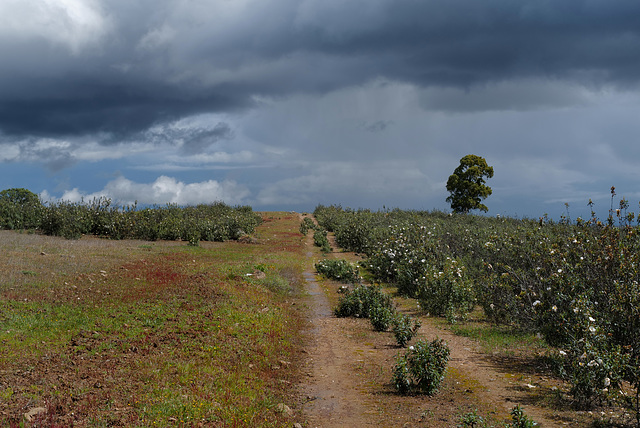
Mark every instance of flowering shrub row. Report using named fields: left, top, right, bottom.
left=314, top=203, right=640, bottom=413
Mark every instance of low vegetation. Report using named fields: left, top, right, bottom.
left=0, top=212, right=306, bottom=427
left=315, top=198, right=640, bottom=423
left=391, top=338, right=450, bottom=396
left=0, top=188, right=261, bottom=242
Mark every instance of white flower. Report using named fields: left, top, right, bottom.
left=604, top=377, right=611, bottom=387
left=559, top=350, right=567, bottom=356
left=573, top=308, right=580, bottom=314
left=532, top=300, right=541, bottom=307
left=589, top=316, right=595, bottom=322
left=587, top=360, right=599, bottom=367
left=552, top=305, right=558, bottom=312
left=589, top=326, right=596, bottom=333
left=409, top=346, right=415, bottom=351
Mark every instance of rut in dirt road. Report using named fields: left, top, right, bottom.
left=298, top=237, right=379, bottom=427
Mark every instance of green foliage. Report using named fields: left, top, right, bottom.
left=313, top=229, right=331, bottom=253
left=392, top=313, right=421, bottom=347
left=313, top=202, right=640, bottom=412
left=314, top=259, right=360, bottom=284
left=458, top=409, right=487, bottom=428
left=0, top=188, right=43, bottom=230
left=0, top=188, right=262, bottom=243
left=392, top=338, right=450, bottom=395
left=369, top=305, right=395, bottom=332
left=417, top=257, right=475, bottom=323
left=508, top=405, right=537, bottom=428
left=333, top=284, right=394, bottom=319
left=446, top=154, right=494, bottom=214
left=299, top=217, right=317, bottom=235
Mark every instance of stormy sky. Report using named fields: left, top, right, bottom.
left=2, top=0, right=640, bottom=219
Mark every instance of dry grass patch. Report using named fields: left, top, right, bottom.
left=0, top=214, right=308, bottom=427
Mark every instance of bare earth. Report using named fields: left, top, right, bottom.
left=296, top=219, right=596, bottom=427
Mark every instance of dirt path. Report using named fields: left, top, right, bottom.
left=296, top=219, right=592, bottom=427
left=298, top=230, right=380, bottom=427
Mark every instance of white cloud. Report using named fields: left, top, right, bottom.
left=46, top=175, right=251, bottom=206
left=0, top=0, right=110, bottom=54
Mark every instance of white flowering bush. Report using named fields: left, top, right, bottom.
left=417, top=257, right=475, bottom=323
left=315, top=259, right=360, bottom=284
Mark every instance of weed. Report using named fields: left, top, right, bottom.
left=508, top=405, right=537, bottom=428
left=458, top=409, right=487, bottom=428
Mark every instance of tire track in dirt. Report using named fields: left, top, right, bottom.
left=298, top=229, right=379, bottom=427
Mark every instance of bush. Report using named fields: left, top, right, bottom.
left=0, top=188, right=43, bottom=230
left=334, top=284, right=394, bottom=319
left=392, top=338, right=450, bottom=395
left=369, top=305, right=395, bottom=332
left=392, top=313, right=421, bottom=347
left=417, top=257, right=475, bottom=323
left=299, top=217, right=317, bottom=235
left=315, top=259, right=360, bottom=284
left=313, top=229, right=331, bottom=253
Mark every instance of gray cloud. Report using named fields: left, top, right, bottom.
left=180, top=123, right=234, bottom=154
left=1, top=0, right=640, bottom=142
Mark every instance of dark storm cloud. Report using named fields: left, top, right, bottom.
left=1, top=0, right=640, bottom=140
left=362, top=120, right=393, bottom=133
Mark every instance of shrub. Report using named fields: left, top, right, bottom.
left=392, top=313, right=422, bottom=347
left=299, top=217, right=317, bottom=235
left=0, top=188, right=43, bottom=230
left=417, top=257, right=475, bottom=323
left=392, top=338, right=450, bottom=395
left=315, top=259, right=360, bottom=284
left=334, top=284, right=394, bottom=319
left=313, top=229, right=331, bottom=253
left=369, top=305, right=395, bottom=332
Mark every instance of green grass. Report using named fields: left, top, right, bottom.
left=447, top=316, right=547, bottom=356
left=0, top=213, right=308, bottom=427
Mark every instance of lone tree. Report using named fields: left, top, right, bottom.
left=446, top=154, right=494, bottom=214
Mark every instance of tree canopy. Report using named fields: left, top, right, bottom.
left=446, top=154, right=494, bottom=214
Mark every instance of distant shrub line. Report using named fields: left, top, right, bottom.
left=0, top=188, right=261, bottom=242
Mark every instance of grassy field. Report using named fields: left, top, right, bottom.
left=0, top=213, right=307, bottom=427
